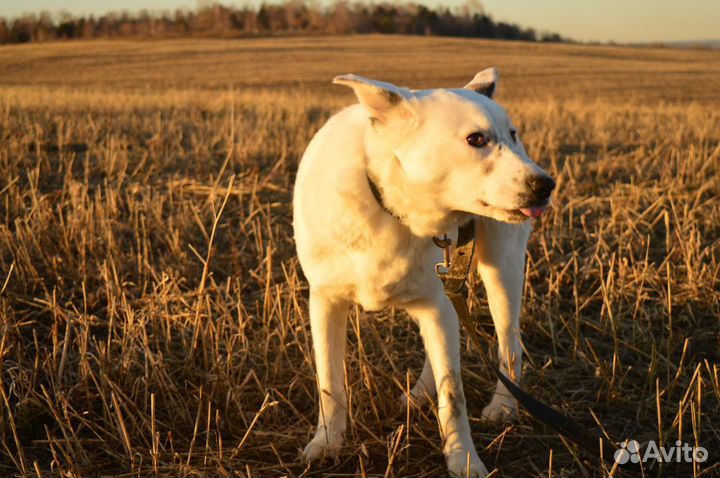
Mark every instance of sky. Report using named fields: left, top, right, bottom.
left=1, top=0, right=718, bottom=43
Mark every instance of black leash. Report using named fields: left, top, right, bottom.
left=433, top=220, right=647, bottom=474
left=366, top=171, right=713, bottom=475
left=436, top=221, right=720, bottom=476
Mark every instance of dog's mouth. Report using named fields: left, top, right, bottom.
left=518, top=204, right=547, bottom=218
left=477, top=199, right=549, bottom=221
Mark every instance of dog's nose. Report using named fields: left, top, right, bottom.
left=527, top=175, right=556, bottom=201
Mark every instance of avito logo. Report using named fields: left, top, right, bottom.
left=614, top=439, right=708, bottom=464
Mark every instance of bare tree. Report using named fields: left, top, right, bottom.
left=0, top=0, right=566, bottom=44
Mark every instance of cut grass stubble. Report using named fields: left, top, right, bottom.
left=0, top=36, right=719, bottom=477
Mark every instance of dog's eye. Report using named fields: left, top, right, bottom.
left=466, top=132, right=489, bottom=148
left=510, top=129, right=518, bottom=143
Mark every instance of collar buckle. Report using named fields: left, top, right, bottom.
left=433, top=234, right=453, bottom=277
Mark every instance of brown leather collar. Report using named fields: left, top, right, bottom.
left=366, top=173, right=402, bottom=221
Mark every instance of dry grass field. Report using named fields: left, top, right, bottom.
left=0, top=35, right=719, bottom=477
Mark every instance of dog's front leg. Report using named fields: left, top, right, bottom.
left=405, top=292, right=488, bottom=478
left=475, top=218, right=531, bottom=422
left=302, top=291, right=349, bottom=461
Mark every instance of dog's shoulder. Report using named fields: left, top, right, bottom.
left=306, top=104, right=367, bottom=152
left=293, top=103, right=378, bottom=249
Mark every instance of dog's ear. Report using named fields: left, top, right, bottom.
left=464, top=67, right=499, bottom=98
left=333, top=74, right=415, bottom=123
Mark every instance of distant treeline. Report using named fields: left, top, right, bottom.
left=0, top=1, right=567, bottom=44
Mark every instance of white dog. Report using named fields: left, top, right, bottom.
left=293, top=67, right=555, bottom=477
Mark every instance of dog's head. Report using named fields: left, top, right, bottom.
left=334, top=69, right=555, bottom=224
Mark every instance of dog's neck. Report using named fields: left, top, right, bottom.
left=363, top=122, right=468, bottom=237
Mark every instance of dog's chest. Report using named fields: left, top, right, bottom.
left=351, top=233, right=444, bottom=310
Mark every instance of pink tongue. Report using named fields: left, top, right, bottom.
left=519, top=205, right=546, bottom=218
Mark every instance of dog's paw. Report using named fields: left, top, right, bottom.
left=398, top=379, right=437, bottom=409
left=398, top=389, right=433, bottom=410
left=446, top=449, right=489, bottom=478
left=398, top=392, right=413, bottom=410
left=481, top=395, right=518, bottom=423
left=301, top=428, right=344, bottom=462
